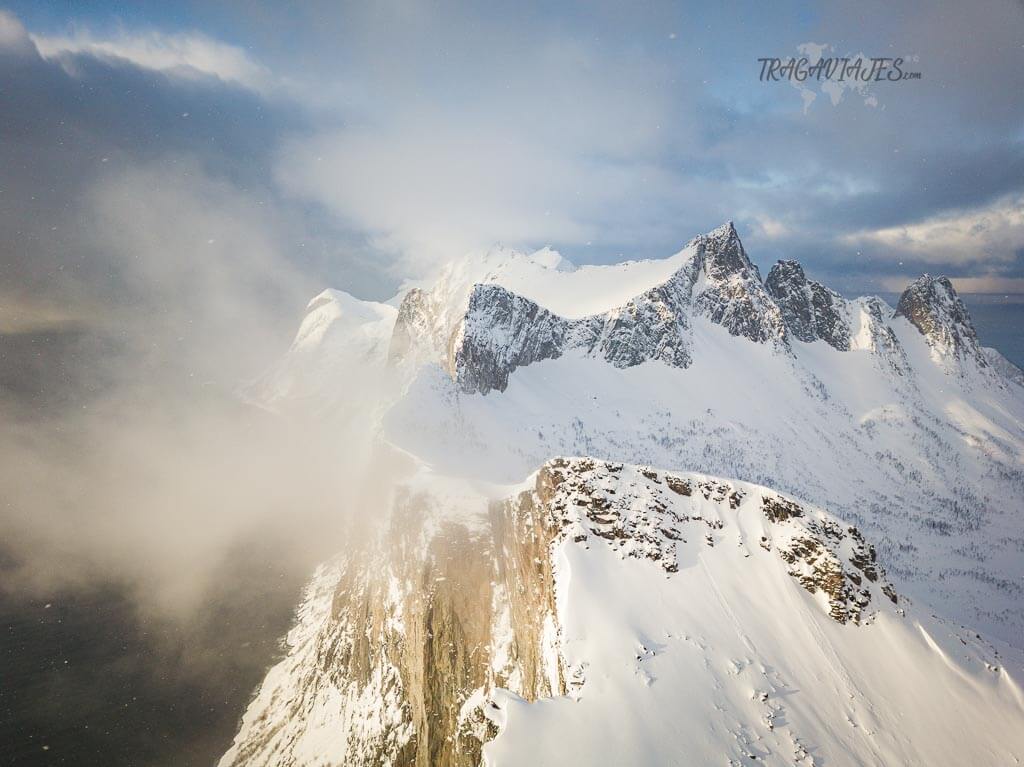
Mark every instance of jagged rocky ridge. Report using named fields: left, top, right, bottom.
left=257, top=223, right=1024, bottom=647
left=221, top=458, right=905, bottom=767
left=391, top=223, right=994, bottom=394
left=393, top=223, right=789, bottom=393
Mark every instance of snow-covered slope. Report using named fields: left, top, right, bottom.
left=247, top=288, right=397, bottom=415
left=985, top=346, right=1024, bottom=388
left=221, top=459, right=1024, bottom=767
left=223, top=223, right=1024, bottom=766
left=380, top=227, right=1023, bottom=644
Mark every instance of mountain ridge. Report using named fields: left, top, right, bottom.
left=388, top=223, right=998, bottom=393
left=220, top=458, right=1024, bottom=767
left=223, top=221, right=1024, bottom=766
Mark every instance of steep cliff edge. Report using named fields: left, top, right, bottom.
left=765, top=259, right=851, bottom=350
left=221, top=458, right=1024, bottom=767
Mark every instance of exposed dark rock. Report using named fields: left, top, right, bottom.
left=452, top=284, right=569, bottom=394
left=578, top=272, right=693, bottom=370
left=686, top=223, right=789, bottom=346
left=449, top=272, right=695, bottom=394
left=763, top=496, right=804, bottom=523
left=435, top=223, right=793, bottom=393
left=765, top=260, right=851, bottom=350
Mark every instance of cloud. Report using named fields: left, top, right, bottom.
left=266, top=2, right=711, bottom=273
left=260, top=0, right=1024, bottom=289
left=0, top=152, right=398, bottom=619
left=0, top=10, right=391, bottom=618
left=13, top=1, right=1019, bottom=294
left=946, top=276, right=1024, bottom=293
left=0, top=8, right=34, bottom=54
left=31, top=27, right=273, bottom=92
left=841, top=194, right=1024, bottom=268
left=276, top=123, right=680, bottom=271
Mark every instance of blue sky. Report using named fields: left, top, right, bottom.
left=1, top=0, right=1023, bottom=375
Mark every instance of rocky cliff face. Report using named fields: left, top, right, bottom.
left=765, top=260, right=851, bottom=350
left=442, top=223, right=788, bottom=393
left=684, top=222, right=789, bottom=345
left=580, top=270, right=694, bottom=370
left=221, top=458, right=901, bottom=767
left=398, top=223, right=997, bottom=395
left=218, top=472, right=568, bottom=767
left=446, top=270, right=697, bottom=394
left=857, top=296, right=909, bottom=375
left=895, top=275, right=986, bottom=368
left=450, top=284, right=570, bottom=394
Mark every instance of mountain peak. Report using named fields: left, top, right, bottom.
left=527, top=246, right=575, bottom=272
left=693, top=221, right=755, bottom=281
left=680, top=223, right=787, bottom=345
left=894, top=274, right=984, bottom=367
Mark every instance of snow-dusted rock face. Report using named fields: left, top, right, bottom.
left=389, top=226, right=1000, bottom=396
left=450, top=284, right=571, bottom=394
left=684, top=222, right=788, bottom=345
left=852, top=295, right=908, bottom=373
left=582, top=268, right=694, bottom=370
left=443, top=223, right=788, bottom=393
left=403, top=223, right=946, bottom=394
left=222, top=458, right=1024, bottom=767
left=895, top=274, right=986, bottom=369
left=449, top=275, right=695, bottom=393
left=765, top=259, right=851, bottom=350
left=532, top=458, right=897, bottom=626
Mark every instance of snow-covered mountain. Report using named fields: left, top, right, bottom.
left=224, top=224, right=1024, bottom=766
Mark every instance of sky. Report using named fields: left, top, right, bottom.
left=2, top=1, right=1023, bottom=352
